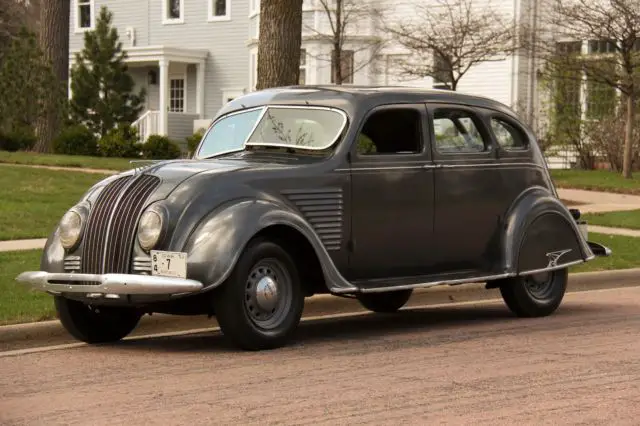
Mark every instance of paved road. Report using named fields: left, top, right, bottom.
left=2, top=287, right=640, bottom=425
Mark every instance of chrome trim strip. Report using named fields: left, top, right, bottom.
left=355, top=272, right=514, bottom=294
left=334, top=162, right=543, bottom=173
left=518, top=259, right=585, bottom=276
left=15, top=271, right=203, bottom=295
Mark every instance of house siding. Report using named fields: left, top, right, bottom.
left=168, top=113, right=200, bottom=145
left=69, top=0, right=251, bottom=121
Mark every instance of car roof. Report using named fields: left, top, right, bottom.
left=216, top=85, right=521, bottom=121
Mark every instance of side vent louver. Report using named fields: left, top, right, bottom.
left=282, top=188, right=343, bottom=251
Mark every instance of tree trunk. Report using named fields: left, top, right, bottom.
left=33, top=0, right=69, bottom=153
left=256, top=0, right=303, bottom=90
left=333, top=0, right=342, bottom=84
left=622, top=93, right=635, bottom=179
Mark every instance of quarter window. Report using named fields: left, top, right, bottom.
left=490, top=118, right=527, bottom=150
left=432, top=110, right=487, bottom=153
left=356, top=108, right=422, bottom=155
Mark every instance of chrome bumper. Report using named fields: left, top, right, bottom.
left=15, top=271, right=204, bottom=297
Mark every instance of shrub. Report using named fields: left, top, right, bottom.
left=97, top=126, right=140, bottom=158
left=186, top=128, right=206, bottom=156
left=0, top=126, right=37, bottom=152
left=52, top=125, right=98, bottom=156
left=141, top=135, right=182, bottom=159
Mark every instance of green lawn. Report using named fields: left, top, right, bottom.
left=0, top=250, right=55, bottom=325
left=571, top=233, right=640, bottom=273
left=0, top=233, right=637, bottom=325
left=0, top=150, right=134, bottom=171
left=551, top=169, right=640, bottom=194
left=582, top=210, right=640, bottom=230
left=0, top=165, right=106, bottom=240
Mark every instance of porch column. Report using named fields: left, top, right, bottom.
left=158, top=58, right=170, bottom=136
left=196, top=60, right=205, bottom=118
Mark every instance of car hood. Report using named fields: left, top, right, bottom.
left=141, top=158, right=251, bottom=201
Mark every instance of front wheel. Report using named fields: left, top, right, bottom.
left=356, top=289, right=413, bottom=313
left=499, top=268, right=568, bottom=317
left=54, top=297, right=142, bottom=343
left=213, top=238, right=304, bottom=350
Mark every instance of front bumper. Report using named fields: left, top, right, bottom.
left=15, top=271, right=204, bottom=298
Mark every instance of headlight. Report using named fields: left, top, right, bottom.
left=59, top=209, right=84, bottom=249
left=137, top=209, right=164, bottom=251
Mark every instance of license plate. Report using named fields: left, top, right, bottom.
left=150, top=250, right=187, bottom=278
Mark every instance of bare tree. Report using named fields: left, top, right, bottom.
left=532, top=0, right=640, bottom=178
left=303, top=0, right=383, bottom=85
left=382, top=0, right=518, bottom=91
left=257, top=0, right=303, bottom=90
left=34, top=0, right=70, bottom=153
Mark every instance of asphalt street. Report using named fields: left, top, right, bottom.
left=2, top=285, right=640, bottom=425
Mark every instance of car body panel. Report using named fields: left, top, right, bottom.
left=19, top=85, right=609, bottom=309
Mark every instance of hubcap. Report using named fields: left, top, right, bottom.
left=255, top=276, right=279, bottom=312
left=524, top=272, right=554, bottom=300
left=244, top=259, right=292, bottom=330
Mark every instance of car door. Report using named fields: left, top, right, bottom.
left=347, top=103, right=435, bottom=280
left=427, top=103, right=504, bottom=275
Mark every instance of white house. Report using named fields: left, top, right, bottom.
left=68, top=0, right=540, bottom=145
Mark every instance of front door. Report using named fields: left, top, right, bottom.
left=427, top=103, right=503, bottom=274
left=348, top=104, right=435, bottom=280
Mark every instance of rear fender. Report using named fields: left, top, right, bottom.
left=501, top=187, right=594, bottom=275
left=180, top=199, right=356, bottom=294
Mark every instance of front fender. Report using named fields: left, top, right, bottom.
left=181, top=199, right=356, bottom=293
left=501, top=186, right=593, bottom=274
left=40, top=228, right=65, bottom=273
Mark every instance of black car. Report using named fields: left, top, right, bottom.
left=17, top=86, right=611, bottom=350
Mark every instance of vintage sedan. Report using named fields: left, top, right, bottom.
left=17, top=86, right=611, bottom=350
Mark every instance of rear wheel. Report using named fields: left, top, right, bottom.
left=213, top=238, right=304, bottom=350
left=55, top=297, right=142, bottom=343
left=356, top=289, right=413, bottom=313
left=499, top=268, right=568, bottom=317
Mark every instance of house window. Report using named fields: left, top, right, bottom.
left=330, top=50, right=354, bottom=84
left=209, top=0, right=230, bottom=21
left=170, top=79, right=185, bottom=112
left=76, top=0, right=93, bottom=30
left=163, top=0, right=183, bottom=23
left=249, top=51, right=258, bottom=91
left=432, top=51, right=453, bottom=90
left=299, top=49, right=307, bottom=85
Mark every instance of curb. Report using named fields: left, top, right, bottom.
left=2, top=267, right=640, bottom=351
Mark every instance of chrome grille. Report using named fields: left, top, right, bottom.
left=63, top=255, right=81, bottom=272
left=282, top=188, right=343, bottom=251
left=132, top=256, right=152, bottom=273
left=81, top=174, right=160, bottom=275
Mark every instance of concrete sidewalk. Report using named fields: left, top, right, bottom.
left=558, top=188, right=640, bottom=213
left=1, top=187, right=639, bottom=253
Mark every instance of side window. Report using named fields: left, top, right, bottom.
left=432, top=109, right=487, bottom=153
left=356, top=108, right=422, bottom=155
left=490, top=117, right=527, bottom=150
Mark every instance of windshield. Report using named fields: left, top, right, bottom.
left=196, top=106, right=347, bottom=158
